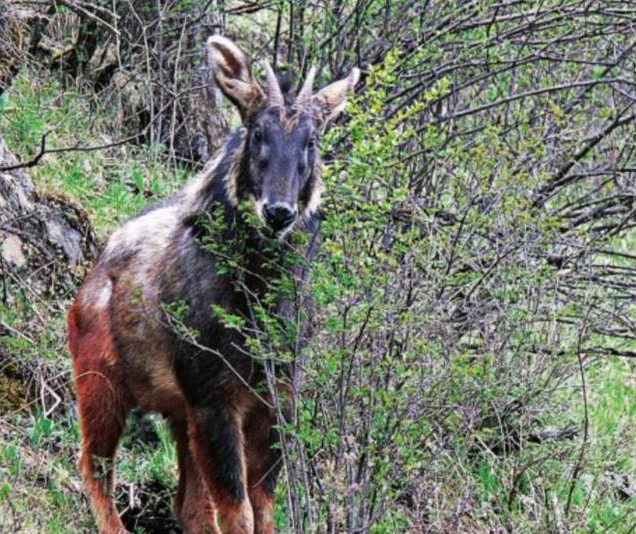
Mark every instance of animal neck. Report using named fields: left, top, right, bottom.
left=181, top=128, right=246, bottom=214
left=188, top=199, right=289, bottom=274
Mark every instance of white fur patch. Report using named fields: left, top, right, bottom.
left=252, top=196, right=266, bottom=225
left=276, top=225, right=295, bottom=242
left=96, top=282, right=112, bottom=309
left=83, top=276, right=113, bottom=311
left=302, top=176, right=323, bottom=220
left=181, top=152, right=224, bottom=211
left=104, top=205, right=180, bottom=261
left=259, top=509, right=272, bottom=527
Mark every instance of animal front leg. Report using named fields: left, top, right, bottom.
left=243, top=401, right=282, bottom=534
left=171, top=419, right=220, bottom=534
left=187, top=404, right=254, bottom=534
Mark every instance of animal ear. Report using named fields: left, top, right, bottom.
left=311, top=68, right=360, bottom=126
left=206, top=35, right=265, bottom=119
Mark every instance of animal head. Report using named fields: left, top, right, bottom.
left=207, top=35, right=359, bottom=239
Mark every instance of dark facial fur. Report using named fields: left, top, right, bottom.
left=238, top=107, right=321, bottom=238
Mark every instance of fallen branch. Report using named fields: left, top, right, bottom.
left=0, top=132, right=143, bottom=172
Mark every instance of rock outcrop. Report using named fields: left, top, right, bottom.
left=0, top=134, right=98, bottom=299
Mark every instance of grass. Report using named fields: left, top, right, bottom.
left=457, top=357, right=636, bottom=533
left=0, top=414, right=94, bottom=533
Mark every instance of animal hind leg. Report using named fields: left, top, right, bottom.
left=75, top=359, right=131, bottom=534
left=171, top=419, right=219, bottom=534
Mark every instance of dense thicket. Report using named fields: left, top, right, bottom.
left=1, top=1, right=635, bottom=533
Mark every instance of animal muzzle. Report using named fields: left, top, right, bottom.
left=263, top=202, right=297, bottom=233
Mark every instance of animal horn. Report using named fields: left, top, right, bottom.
left=297, top=65, right=317, bottom=107
left=262, top=61, right=285, bottom=108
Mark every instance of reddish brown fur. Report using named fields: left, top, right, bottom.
left=243, top=403, right=278, bottom=534
left=171, top=419, right=219, bottom=533
left=69, top=283, right=133, bottom=534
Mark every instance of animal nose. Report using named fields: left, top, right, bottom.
left=264, top=203, right=297, bottom=232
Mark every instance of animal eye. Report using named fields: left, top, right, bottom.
left=253, top=129, right=262, bottom=142
left=307, top=138, right=316, bottom=150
